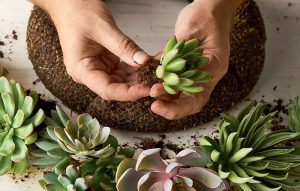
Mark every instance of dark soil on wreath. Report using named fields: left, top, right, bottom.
left=26, top=0, right=266, bottom=132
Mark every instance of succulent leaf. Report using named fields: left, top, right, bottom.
left=289, top=96, right=300, bottom=132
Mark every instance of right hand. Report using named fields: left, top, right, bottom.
left=37, top=0, right=151, bottom=101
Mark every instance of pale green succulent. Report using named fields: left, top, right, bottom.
left=32, top=106, right=116, bottom=173
left=0, top=76, right=45, bottom=175
left=156, top=36, right=211, bottom=95
left=289, top=96, right=300, bottom=132
left=116, top=148, right=227, bottom=191
left=40, top=164, right=93, bottom=191
left=201, top=102, right=300, bottom=191
left=54, top=113, right=114, bottom=161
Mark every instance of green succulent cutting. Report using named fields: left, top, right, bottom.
left=0, top=76, right=45, bottom=175
left=201, top=102, right=300, bottom=191
left=289, top=96, right=300, bottom=132
left=156, top=36, right=211, bottom=95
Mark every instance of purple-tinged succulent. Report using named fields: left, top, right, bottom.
left=116, top=148, right=228, bottom=191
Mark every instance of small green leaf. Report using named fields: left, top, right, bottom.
left=12, top=159, right=29, bottom=173
left=0, top=128, right=15, bottom=155
left=12, top=110, right=25, bottom=128
left=180, top=86, right=204, bottom=94
left=11, top=137, right=28, bottom=162
left=161, top=49, right=179, bottom=67
left=155, top=65, right=165, bottom=79
left=164, top=36, right=177, bottom=53
left=14, top=124, right=34, bottom=140
left=43, top=171, right=60, bottom=185
left=66, top=165, right=79, bottom=182
left=163, top=73, right=180, bottom=86
left=163, top=83, right=177, bottom=94
left=2, top=92, right=15, bottom=119
left=0, top=156, right=12, bottom=175
left=58, top=174, right=72, bottom=188
left=229, top=148, right=253, bottom=163
left=55, top=157, right=70, bottom=175
left=181, top=39, right=199, bottom=55
left=194, top=57, right=209, bottom=68
left=24, top=132, right=38, bottom=145
left=24, top=109, right=45, bottom=127
left=35, top=138, right=59, bottom=151
left=179, top=70, right=197, bottom=78
left=21, top=96, right=35, bottom=119
left=165, top=58, right=186, bottom=72
left=178, top=78, right=194, bottom=87
left=191, top=71, right=211, bottom=82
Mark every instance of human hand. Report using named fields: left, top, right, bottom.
left=31, top=0, right=150, bottom=101
left=150, top=0, right=244, bottom=120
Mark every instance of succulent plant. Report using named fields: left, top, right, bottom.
left=31, top=106, right=116, bottom=172
left=289, top=96, right=300, bottom=132
left=40, top=164, right=93, bottom=191
left=0, top=76, right=45, bottom=174
left=201, top=102, right=300, bottom=191
left=53, top=113, right=114, bottom=161
left=156, top=36, right=211, bottom=95
left=116, top=148, right=227, bottom=191
left=81, top=146, right=134, bottom=191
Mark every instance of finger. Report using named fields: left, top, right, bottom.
left=151, top=97, right=206, bottom=120
left=150, top=83, right=169, bottom=98
left=106, top=83, right=150, bottom=101
left=82, top=69, right=149, bottom=101
left=117, top=61, right=136, bottom=74
left=92, top=23, right=150, bottom=67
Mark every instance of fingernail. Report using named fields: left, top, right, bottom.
left=133, top=51, right=149, bottom=65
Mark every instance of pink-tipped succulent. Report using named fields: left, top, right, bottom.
left=116, top=148, right=228, bottom=191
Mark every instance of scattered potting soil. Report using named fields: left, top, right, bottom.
left=12, top=30, right=18, bottom=40
left=0, top=30, right=18, bottom=60
left=32, top=78, right=41, bottom=85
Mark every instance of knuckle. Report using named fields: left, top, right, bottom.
left=100, top=92, right=111, bottom=101
left=118, top=37, right=135, bottom=58
left=165, top=111, right=179, bottom=120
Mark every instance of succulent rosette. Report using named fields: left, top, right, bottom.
left=80, top=146, right=134, bottom=191
left=0, top=76, right=45, bottom=174
left=40, top=164, right=93, bottom=191
left=289, top=96, right=300, bottom=132
left=201, top=102, right=300, bottom=191
left=32, top=106, right=116, bottom=171
left=156, top=36, right=211, bottom=95
left=116, top=148, right=227, bottom=191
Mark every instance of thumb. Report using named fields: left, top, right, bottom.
left=93, top=24, right=150, bottom=67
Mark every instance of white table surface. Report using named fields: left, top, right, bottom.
left=0, top=0, right=300, bottom=190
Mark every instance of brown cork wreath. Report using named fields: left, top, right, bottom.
left=26, top=0, right=266, bottom=132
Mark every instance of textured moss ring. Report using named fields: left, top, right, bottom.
left=27, top=0, right=266, bottom=132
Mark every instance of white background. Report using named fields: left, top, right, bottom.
left=0, top=0, right=300, bottom=190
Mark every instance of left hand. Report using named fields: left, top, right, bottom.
left=150, top=0, right=243, bottom=120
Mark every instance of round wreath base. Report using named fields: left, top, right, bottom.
left=26, top=0, right=266, bottom=132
